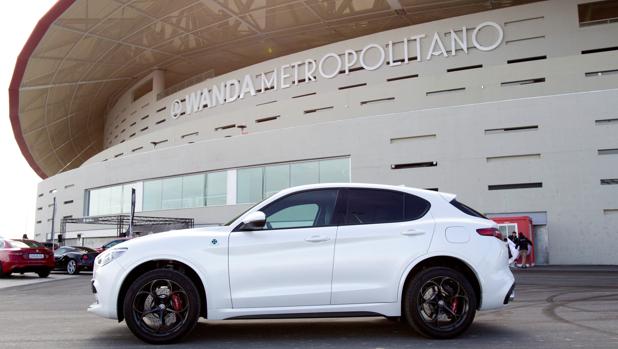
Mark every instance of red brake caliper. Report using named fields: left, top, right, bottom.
left=171, top=293, right=183, bottom=311
left=451, top=298, right=459, bottom=315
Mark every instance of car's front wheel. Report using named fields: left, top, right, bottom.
left=403, top=266, right=477, bottom=339
left=123, top=269, right=200, bottom=344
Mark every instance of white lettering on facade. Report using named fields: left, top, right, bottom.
left=211, top=83, right=225, bottom=106
left=171, top=21, right=504, bottom=118
left=225, top=80, right=240, bottom=103
left=239, top=74, right=256, bottom=99
left=472, top=22, right=503, bottom=51
left=343, top=49, right=358, bottom=74
left=185, top=91, right=201, bottom=115
left=409, top=34, right=426, bottom=62
left=260, top=71, right=277, bottom=93
left=427, top=32, right=448, bottom=60
left=318, top=53, right=342, bottom=79
left=360, top=44, right=385, bottom=71
left=387, top=41, right=400, bottom=66
left=450, top=28, right=467, bottom=55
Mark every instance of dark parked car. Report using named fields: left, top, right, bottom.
left=43, top=242, right=59, bottom=251
left=0, top=238, right=55, bottom=278
left=54, top=246, right=98, bottom=275
left=95, top=238, right=129, bottom=253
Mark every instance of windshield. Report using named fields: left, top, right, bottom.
left=73, top=246, right=96, bottom=253
left=225, top=202, right=261, bottom=226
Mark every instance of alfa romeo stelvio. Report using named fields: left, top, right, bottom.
left=88, top=183, right=514, bottom=344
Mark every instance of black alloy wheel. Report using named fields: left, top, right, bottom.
left=404, top=267, right=477, bottom=339
left=123, top=269, right=200, bottom=344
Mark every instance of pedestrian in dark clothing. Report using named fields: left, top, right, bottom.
left=517, top=234, right=533, bottom=268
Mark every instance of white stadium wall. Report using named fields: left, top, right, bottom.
left=34, top=0, right=618, bottom=264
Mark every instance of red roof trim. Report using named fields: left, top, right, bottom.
left=8, top=0, right=76, bottom=179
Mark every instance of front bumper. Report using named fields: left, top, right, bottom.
left=87, top=259, right=125, bottom=319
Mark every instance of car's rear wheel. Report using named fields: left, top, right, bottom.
left=66, top=259, right=79, bottom=275
left=404, top=267, right=477, bottom=339
left=0, top=262, right=10, bottom=278
left=123, top=269, right=200, bottom=344
left=38, top=269, right=51, bottom=278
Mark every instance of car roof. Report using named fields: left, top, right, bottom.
left=273, top=183, right=454, bottom=202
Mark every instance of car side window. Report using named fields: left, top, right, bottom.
left=345, top=189, right=404, bottom=225
left=405, top=193, right=431, bottom=220
left=55, top=247, right=67, bottom=254
left=261, top=189, right=339, bottom=230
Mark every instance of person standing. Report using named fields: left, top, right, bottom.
left=517, top=234, right=533, bottom=268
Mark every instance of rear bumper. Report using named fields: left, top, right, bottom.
left=478, top=265, right=515, bottom=310
left=3, top=261, right=54, bottom=273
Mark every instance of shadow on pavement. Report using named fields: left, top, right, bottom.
left=88, top=317, right=524, bottom=348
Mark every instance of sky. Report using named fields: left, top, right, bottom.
left=0, top=0, right=57, bottom=239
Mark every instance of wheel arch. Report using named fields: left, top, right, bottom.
left=399, top=255, right=482, bottom=313
left=116, top=259, right=207, bottom=322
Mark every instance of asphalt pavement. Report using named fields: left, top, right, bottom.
left=1, top=267, right=617, bottom=349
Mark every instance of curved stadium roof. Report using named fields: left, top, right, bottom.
left=10, top=0, right=539, bottom=179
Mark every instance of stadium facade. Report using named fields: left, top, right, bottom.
left=10, top=0, right=618, bottom=264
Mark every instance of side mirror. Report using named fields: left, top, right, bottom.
left=241, top=211, right=266, bottom=231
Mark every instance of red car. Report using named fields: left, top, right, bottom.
left=0, top=238, right=55, bottom=278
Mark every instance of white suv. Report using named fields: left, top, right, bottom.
left=88, top=183, right=514, bottom=344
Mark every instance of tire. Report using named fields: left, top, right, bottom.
left=0, top=262, right=9, bottom=278
left=66, top=259, right=80, bottom=275
left=38, top=269, right=51, bottom=278
left=403, top=267, right=477, bottom=339
left=123, top=269, right=200, bottom=344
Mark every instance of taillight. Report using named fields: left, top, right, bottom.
left=477, top=228, right=502, bottom=240
left=82, top=255, right=89, bottom=261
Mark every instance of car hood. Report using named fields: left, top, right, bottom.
left=113, top=226, right=232, bottom=250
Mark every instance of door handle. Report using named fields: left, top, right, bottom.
left=402, top=229, right=426, bottom=236
left=305, top=235, right=330, bottom=243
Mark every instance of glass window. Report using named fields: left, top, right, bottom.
left=345, top=189, right=404, bottom=225
left=97, top=187, right=111, bottom=216
left=237, top=167, right=263, bottom=204
left=450, top=199, right=487, bottom=219
left=319, top=158, right=350, bottom=183
left=182, top=174, right=205, bottom=208
left=291, top=161, right=319, bottom=186
left=143, top=179, right=162, bottom=211
left=109, top=186, right=123, bottom=214
left=262, top=189, right=339, bottom=229
left=88, top=189, right=100, bottom=216
left=161, top=177, right=182, bottom=210
left=264, top=164, right=290, bottom=198
left=404, top=194, right=431, bottom=220
left=206, top=171, right=227, bottom=206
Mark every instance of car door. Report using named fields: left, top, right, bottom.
left=229, top=188, right=342, bottom=308
left=331, top=188, right=435, bottom=304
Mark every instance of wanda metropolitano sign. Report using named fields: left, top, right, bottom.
left=169, top=21, right=504, bottom=119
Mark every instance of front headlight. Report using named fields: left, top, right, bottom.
left=96, top=248, right=127, bottom=268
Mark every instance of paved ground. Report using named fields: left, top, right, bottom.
left=0, top=273, right=77, bottom=290
left=1, top=267, right=617, bottom=348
